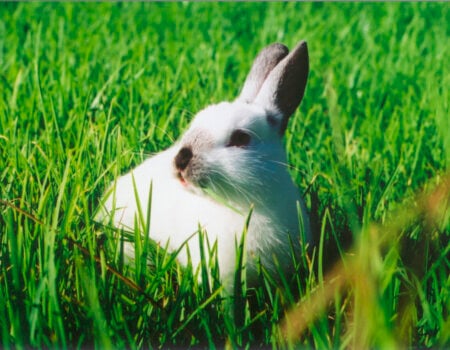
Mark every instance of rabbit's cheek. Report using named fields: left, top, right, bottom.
left=189, top=164, right=211, bottom=190
left=197, top=176, right=209, bottom=189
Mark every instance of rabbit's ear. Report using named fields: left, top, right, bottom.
left=254, top=41, right=309, bottom=135
left=237, top=43, right=289, bottom=103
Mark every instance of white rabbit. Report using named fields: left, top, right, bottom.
left=96, top=41, right=311, bottom=287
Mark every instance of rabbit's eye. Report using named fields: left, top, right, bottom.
left=227, top=129, right=251, bottom=148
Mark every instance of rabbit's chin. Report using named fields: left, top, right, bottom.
left=175, top=170, right=243, bottom=210
left=175, top=170, right=211, bottom=199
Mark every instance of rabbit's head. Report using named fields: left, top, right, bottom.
left=173, top=41, right=309, bottom=208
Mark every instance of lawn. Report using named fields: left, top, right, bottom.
left=0, top=2, right=449, bottom=349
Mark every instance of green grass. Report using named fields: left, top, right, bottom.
left=1, top=2, right=449, bottom=349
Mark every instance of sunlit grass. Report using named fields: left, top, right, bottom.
left=0, top=2, right=448, bottom=348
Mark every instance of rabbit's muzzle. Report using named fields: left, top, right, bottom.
left=175, top=146, right=193, bottom=171
left=174, top=146, right=194, bottom=185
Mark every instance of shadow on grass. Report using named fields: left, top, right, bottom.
left=281, top=174, right=450, bottom=348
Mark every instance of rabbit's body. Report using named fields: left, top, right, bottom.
left=97, top=41, right=311, bottom=285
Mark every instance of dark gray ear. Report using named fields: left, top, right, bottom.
left=237, top=43, right=289, bottom=103
left=254, top=41, right=309, bottom=134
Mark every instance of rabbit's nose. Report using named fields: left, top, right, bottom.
left=175, top=147, right=193, bottom=171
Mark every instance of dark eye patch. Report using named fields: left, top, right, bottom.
left=227, top=129, right=251, bottom=148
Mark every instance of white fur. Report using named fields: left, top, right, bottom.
left=96, top=41, right=311, bottom=287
